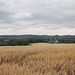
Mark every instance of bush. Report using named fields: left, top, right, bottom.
left=8, top=39, right=29, bottom=46
left=0, top=41, right=9, bottom=46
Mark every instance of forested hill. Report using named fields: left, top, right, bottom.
left=0, top=35, right=75, bottom=40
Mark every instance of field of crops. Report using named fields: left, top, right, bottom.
left=0, top=43, right=75, bottom=75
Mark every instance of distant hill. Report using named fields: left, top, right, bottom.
left=0, top=35, right=75, bottom=40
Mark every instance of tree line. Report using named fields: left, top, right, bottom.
left=0, top=38, right=48, bottom=46
left=0, top=37, right=75, bottom=46
left=58, top=38, right=75, bottom=43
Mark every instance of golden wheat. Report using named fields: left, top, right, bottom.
left=0, top=43, right=75, bottom=75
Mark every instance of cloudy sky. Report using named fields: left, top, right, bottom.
left=0, top=0, right=75, bottom=35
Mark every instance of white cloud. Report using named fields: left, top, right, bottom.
left=0, top=0, right=75, bottom=35
left=11, top=12, right=32, bottom=19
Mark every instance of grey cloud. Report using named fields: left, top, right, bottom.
left=0, top=0, right=75, bottom=35
left=0, top=9, right=15, bottom=23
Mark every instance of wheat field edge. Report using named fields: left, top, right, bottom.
left=0, top=43, right=75, bottom=75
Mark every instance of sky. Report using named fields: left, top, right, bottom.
left=0, top=0, right=75, bottom=35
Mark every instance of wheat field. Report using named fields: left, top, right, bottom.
left=0, top=43, right=75, bottom=75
